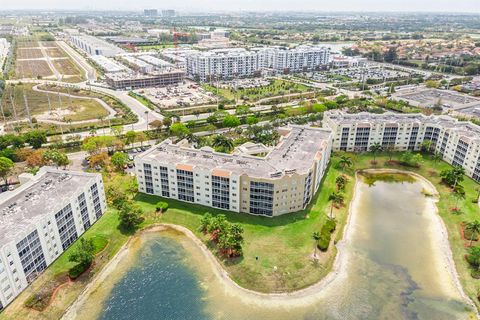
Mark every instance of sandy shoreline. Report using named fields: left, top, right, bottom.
left=62, top=169, right=478, bottom=319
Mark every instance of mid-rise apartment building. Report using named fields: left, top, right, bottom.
left=0, top=168, right=107, bottom=309
left=185, top=46, right=330, bottom=82
left=135, top=126, right=333, bottom=216
left=323, top=110, right=480, bottom=182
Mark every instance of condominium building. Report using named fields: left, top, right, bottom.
left=0, top=168, right=107, bottom=309
left=135, top=126, right=333, bottom=217
left=185, top=46, right=330, bottom=82
left=323, top=110, right=480, bottom=182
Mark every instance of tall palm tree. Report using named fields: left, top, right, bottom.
left=312, top=231, right=321, bottom=258
left=369, top=142, right=383, bottom=163
left=338, top=155, right=353, bottom=171
left=328, top=192, right=344, bottom=218
left=465, top=220, right=480, bottom=246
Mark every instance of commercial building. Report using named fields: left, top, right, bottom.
left=331, top=55, right=368, bottom=68
left=144, top=9, right=158, bottom=17
left=135, top=126, right=332, bottom=217
left=185, top=46, right=330, bottom=82
left=137, top=55, right=172, bottom=69
left=105, top=69, right=185, bottom=89
left=70, top=34, right=125, bottom=57
left=323, top=110, right=480, bottom=182
left=120, top=55, right=154, bottom=74
left=0, top=168, right=107, bottom=309
left=162, top=10, right=176, bottom=17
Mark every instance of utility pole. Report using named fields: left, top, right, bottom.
left=23, top=89, right=33, bottom=129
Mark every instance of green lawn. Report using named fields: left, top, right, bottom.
left=2, top=152, right=479, bottom=318
left=202, top=79, right=311, bottom=103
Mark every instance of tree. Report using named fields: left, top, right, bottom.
left=440, top=166, right=465, bottom=187
left=385, top=144, right=396, bottom=161
left=465, top=221, right=480, bottom=246
left=125, top=131, right=137, bottom=146
left=223, top=115, right=241, bottom=130
left=212, top=135, right=234, bottom=153
left=421, top=140, right=432, bottom=153
left=24, top=130, right=47, bottom=149
left=328, top=192, right=344, bottom=218
left=69, top=238, right=96, bottom=268
left=119, top=202, right=143, bottom=230
left=338, top=155, right=353, bottom=171
left=26, top=149, right=46, bottom=167
left=206, top=115, right=218, bottom=126
left=111, top=152, right=128, bottom=172
left=89, top=152, right=109, bottom=169
left=452, top=184, right=466, bottom=210
left=369, top=142, right=383, bottom=162
left=245, top=115, right=259, bottom=126
left=467, top=246, right=480, bottom=270
left=43, top=149, right=70, bottom=168
left=312, top=231, right=321, bottom=258
left=200, top=213, right=213, bottom=233
left=383, top=47, right=397, bottom=63
left=0, top=157, right=14, bottom=186
left=149, top=120, right=163, bottom=132
left=170, top=122, right=190, bottom=139
left=432, top=152, right=442, bottom=163
left=425, top=80, right=440, bottom=89
left=162, top=117, right=172, bottom=129
left=135, top=131, right=147, bottom=147
left=335, top=175, right=348, bottom=191
left=155, top=201, right=169, bottom=213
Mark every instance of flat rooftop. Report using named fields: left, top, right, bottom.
left=137, top=126, right=331, bottom=179
left=0, top=168, right=99, bottom=246
left=325, top=110, right=480, bottom=144
left=394, top=88, right=480, bottom=109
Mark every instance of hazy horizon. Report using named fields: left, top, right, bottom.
left=1, top=0, right=480, bottom=13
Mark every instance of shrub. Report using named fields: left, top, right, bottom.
left=155, top=201, right=169, bottom=212
left=68, top=263, right=89, bottom=279
left=317, top=219, right=337, bottom=251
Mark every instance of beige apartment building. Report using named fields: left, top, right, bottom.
left=135, top=126, right=333, bottom=217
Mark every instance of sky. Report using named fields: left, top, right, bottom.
left=2, top=0, right=480, bottom=13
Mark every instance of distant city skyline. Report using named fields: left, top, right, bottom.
left=2, top=0, right=480, bottom=13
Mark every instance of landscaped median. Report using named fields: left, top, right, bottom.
left=1, top=152, right=479, bottom=319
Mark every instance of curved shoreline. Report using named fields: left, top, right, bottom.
left=62, top=169, right=478, bottom=319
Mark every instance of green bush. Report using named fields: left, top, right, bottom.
left=317, top=219, right=337, bottom=251
left=471, top=269, right=480, bottom=279
left=464, top=229, right=479, bottom=242
left=155, top=201, right=169, bottom=212
left=68, top=263, right=89, bottom=279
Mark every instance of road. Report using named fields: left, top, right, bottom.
left=6, top=79, right=164, bottom=140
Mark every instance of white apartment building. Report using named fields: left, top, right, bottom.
left=135, top=126, right=333, bottom=217
left=0, top=168, right=107, bottom=309
left=323, top=110, right=480, bottom=183
left=185, top=46, right=330, bottom=82
left=70, top=34, right=125, bottom=57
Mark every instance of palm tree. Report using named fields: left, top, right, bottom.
left=212, top=135, right=234, bottom=153
left=312, top=231, right=321, bottom=258
left=328, top=192, right=344, bottom=218
left=369, top=142, right=383, bottom=163
left=335, top=174, right=347, bottom=191
left=432, top=152, right=442, bottom=164
left=452, top=184, right=466, bottom=210
left=465, top=220, right=480, bottom=246
left=338, top=155, right=353, bottom=171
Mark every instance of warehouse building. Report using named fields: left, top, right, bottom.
left=0, top=168, right=107, bottom=309
left=323, top=110, right=480, bottom=182
left=135, top=126, right=332, bottom=217
left=70, top=34, right=124, bottom=57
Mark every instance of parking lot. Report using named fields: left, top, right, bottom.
left=134, top=82, right=216, bottom=108
left=394, top=88, right=480, bottom=109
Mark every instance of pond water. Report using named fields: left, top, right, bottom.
left=79, top=173, right=472, bottom=320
